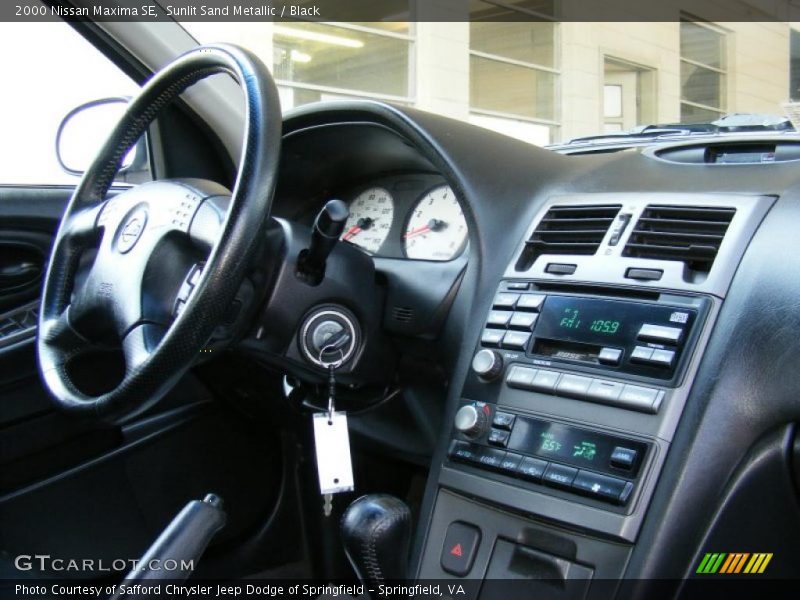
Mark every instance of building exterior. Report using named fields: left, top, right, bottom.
left=187, top=3, right=795, bottom=145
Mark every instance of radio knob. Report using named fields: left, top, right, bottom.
left=454, top=404, right=489, bottom=439
left=472, top=349, right=503, bottom=381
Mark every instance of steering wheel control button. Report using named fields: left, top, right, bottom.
left=638, top=323, right=683, bottom=344
left=493, top=292, right=520, bottom=309
left=556, top=374, right=593, bottom=399
left=116, top=208, right=148, bottom=253
left=300, top=307, right=359, bottom=368
left=472, top=349, right=503, bottom=381
left=516, top=294, right=546, bottom=311
left=506, top=365, right=537, bottom=389
left=488, top=428, right=510, bottom=447
left=598, top=347, right=623, bottom=365
left=454, top=404, right=490, bottom=438
left=542, top=463, right=578, bottom=489
left=501, top=330, right=531, bottom=350
left=610, top=447, right=639, bottom=470
left=481, top=329, right=505, bottom=347
left=517, top=457, right=548, bottom=482
left=440, top=522, right=481, bottom=577
left=486, top=310, right=512, bottom=328
left=509, top=311, right=538, bottom=330
left=492, top=411, right=516, bottom=430
left=572, top=471, right=632, bottom=504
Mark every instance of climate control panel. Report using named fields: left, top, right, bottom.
left=448, top=401, right=649, bottom=507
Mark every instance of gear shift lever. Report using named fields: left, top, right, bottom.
left=341, top=494, right=412, bottom=585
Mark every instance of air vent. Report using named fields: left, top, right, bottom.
left=391, top=306, right=415, bottom=323
left=515, top=205, right=621, bottom=271
left=623, top=205, right=736, bottom=274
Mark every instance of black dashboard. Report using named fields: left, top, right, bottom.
left=269, top=101, right=800, bottom=591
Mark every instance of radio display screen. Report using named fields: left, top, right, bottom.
left=534, top=295, right=695, bottom=346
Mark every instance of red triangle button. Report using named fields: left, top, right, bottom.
left=450, top=543, right=463, bottom=557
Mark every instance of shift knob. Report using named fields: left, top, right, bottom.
left=341, top=494, right=411, bottom=584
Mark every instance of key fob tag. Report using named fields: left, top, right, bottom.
left=313, top=411, right=354, bottom=494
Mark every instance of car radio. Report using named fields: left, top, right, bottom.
left=479, top=282, right=707, bottom=382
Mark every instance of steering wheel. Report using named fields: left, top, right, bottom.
left=37, top=44, right=281, bottom=422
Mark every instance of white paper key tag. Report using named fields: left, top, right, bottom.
left=313, top=412, right=354, bottom=494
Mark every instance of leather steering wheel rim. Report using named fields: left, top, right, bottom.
left=37, top=44, right=281, bottom=422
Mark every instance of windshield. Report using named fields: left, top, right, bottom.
left=182, top=11, right=800, bottom=146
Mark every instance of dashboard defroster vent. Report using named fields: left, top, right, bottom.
left=515, top=204, right=621, bottom=271
left=623, top=205, right=736, bottom=274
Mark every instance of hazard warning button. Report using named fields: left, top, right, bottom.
left=440, top=521, right=481, bottom=576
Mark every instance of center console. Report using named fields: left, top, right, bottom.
left=416, top=193, right=775, bottom=591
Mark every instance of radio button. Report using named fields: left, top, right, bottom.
left=619, top=385, right=662, bottom=413
left=556, top=374, right=593, bottom=398
left=493, top=292, right=520, bottom=309
left=649, top=348, right=676, bottom=367
left=586, top=379, right=624, bottom=403
left=517, top=457, right=548, bottom=482
left=516, top=294, right=546, bottom=311
left=530, top=369, right=560, bottom=392
left=501, top=330, right=531, bottom=350
left=598, top=347, right=623, bottom=365
left=543, top=463, right=578, bottom=489
left=610, top=446, right=638, bottom=470
left=492, top=411, right=516, bottom=430
left=481, top=329, right=505, bottom=347
left=506, top=281, right=530, bottom=291
left=506, top=366, right=537, bottom=389
left=487, top=310, right=512, bottom=328
left=572, top=470, right=631, bottom=504
left=630, top=346, right=654, bottom=362
left=509, top=312, right=538, bottom=330
left=638, top=323, right=683, bottom=344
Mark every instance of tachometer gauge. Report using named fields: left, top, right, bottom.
left=403, top=185, right=468, bottom=261
left=340, top=187, right=394, bottom=254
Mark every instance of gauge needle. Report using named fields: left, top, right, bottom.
left=403, top=225, right=431, bottom=240
left=343, top=225, right=362, bottom=241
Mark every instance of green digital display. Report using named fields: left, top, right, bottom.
left=539, top=433, right=597, bottom=462
left=539, top=432, right=562, bottom=453
left=572, top=441, right=597, bottom=461
left=557, top=308, right=620, bottom=335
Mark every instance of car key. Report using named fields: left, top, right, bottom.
left=312, top=351, right=354, bottom=517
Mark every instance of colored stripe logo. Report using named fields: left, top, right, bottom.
left=696, top=553, right=773, bottom=574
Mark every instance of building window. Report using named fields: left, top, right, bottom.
left=274, top=21, right=413, bottom=110
left=468, top=1, right=559, bottom=144
left=790, top=28, right=800, bottom=101
left=680, top=20, right=727, bottom=123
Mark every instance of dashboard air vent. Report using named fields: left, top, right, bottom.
left=623, top=205, right=736, bottom=274
left=515, top=204, right=621, bottom=271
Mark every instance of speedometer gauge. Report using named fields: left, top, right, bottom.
left=403, top=185, right=468, bottom=261
left=340, top=187, right=394, bottom=254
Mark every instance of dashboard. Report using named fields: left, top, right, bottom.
left=270, top=102, right=800, bottom=591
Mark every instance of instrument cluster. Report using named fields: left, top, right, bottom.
left=336, top=174, right=469, bottom=261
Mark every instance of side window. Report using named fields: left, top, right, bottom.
left=0, top=21, right=148, bottom=185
